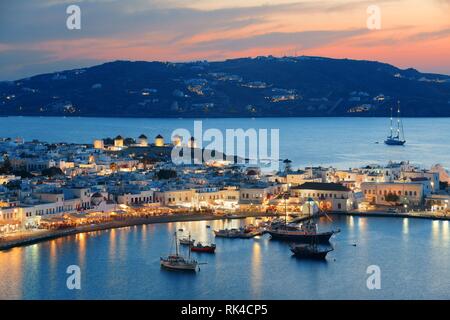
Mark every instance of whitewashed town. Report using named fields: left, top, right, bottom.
left=1, top=133, right=450, bottom=248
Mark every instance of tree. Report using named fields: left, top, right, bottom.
left=41, top=167, right=64, bottom=177
left=385, top=193, right=399, bottom=204
left=13, top=170, right=34, bottom=179
left=103, top=137, right=114, bottom=146
left=124, top=137, right=135, bottom=146
left=0, top=158, right=12, bottom=174
left=156, top=169, right=177, bottom=180
left=5, top=180, right=21, bottom=190
left=283, top=159, right=292, bottom=173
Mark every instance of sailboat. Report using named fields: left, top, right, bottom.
left=266, top=195, right=339, bottom=243
left=385, top=101, right=406, bottom=146
left=160, top=232, right=198, bottom=271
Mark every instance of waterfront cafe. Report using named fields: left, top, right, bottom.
left=125, top=203, right=189, bottom=216
left=0, top=219, right=22, bottom=234
left=64, top=212, right=113, bottom=225
left=266, top=194, right=303, bottom=214
left=0, top=207, right=22, bottom=234
left=39, top=216, right=75, bottom=229
left=426, top=194, right=450, bottom=213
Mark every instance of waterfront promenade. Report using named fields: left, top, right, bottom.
left=2, top=207, right=448, bottom=251
left=342, top=209, right=450, bottom=220
left=0, top=211, right=278, bottom=251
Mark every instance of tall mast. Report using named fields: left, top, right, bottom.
left=284, top=193, right=288, bottom=225
left=188, top=233, right=191, bottom=260
left=389, top=107, right=393, bottom=138
left=175, top=231, right=178, bottom=256
left=396, top=101, right=401, bottom=138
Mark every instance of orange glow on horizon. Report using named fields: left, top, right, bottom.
left=1, top=0, right=449, bottom=78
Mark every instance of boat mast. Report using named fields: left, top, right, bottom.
left=284, top=193, right=288, bottom=225
left=188, top=233, right=191, bottom=260
left=396, top=101, right=401, bottom=139
left=389, top=107, right=393, bottom=138
left=398, top=101, right=405, bottom=141
left=175, top=231, right=179, bottom=256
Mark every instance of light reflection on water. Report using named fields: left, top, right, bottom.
left=0, top=216, right=449, bottom=299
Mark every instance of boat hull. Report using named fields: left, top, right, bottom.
left=179, top=240, right=195, bottom=245
left=160, top=260, right=197, bottom=271
left=290, top=248, right=331, bottom=259
left=214, top=230, right=260, bottom=239
left=214, top=230, right=240, bottom=238
left=191, top=247, right=216, bottom=253
left=384, top=139, right=405, bottom=146
left=268, top=230, right=335, bottom=243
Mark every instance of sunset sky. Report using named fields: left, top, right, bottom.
left=0, top=0, right=449, bottom=80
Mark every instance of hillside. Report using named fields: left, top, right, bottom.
left=1, top=56, right=450, bottom=117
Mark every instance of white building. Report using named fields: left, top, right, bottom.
left=361, top=182, right=425, bottom=206
left=289, top=182, right=355, bottom=212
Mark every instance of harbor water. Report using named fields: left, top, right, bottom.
left=0, top=216, right=449, bottom=299
left=1, top=116, right=449, bottom=299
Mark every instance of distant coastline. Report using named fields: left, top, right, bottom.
left=2, top=57, right=450, bottom=118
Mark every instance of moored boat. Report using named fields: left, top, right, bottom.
left=179, top=237, right=195, bottom=245
left=191, top=242, right=216, bottom=253
left=214, top=228, right=242, bottom=238
left=160, top=232, right=198, bottom=272
left=214, top=228, right=262, bottom=239
left=268, top=195, right=339, bottom=243
left=160, top=255, right=198, bottom=271
left=384, top=101, right=406, bottom=146
left=268, top=227, right=337, bottom=243
left=290, top=243, right=333, bottom=259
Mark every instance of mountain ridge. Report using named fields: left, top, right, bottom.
left=1, top=56, right=450, bottom=117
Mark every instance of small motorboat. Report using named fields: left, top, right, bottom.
left=214, top=228, right=241, bottom=238
left=214, top=228, right=261, bottom=239
left=191, top=242, right=216, bottom=253
left=290, top=243, right=333, bottom=260
left=179, top=237, right=195, bottom=245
